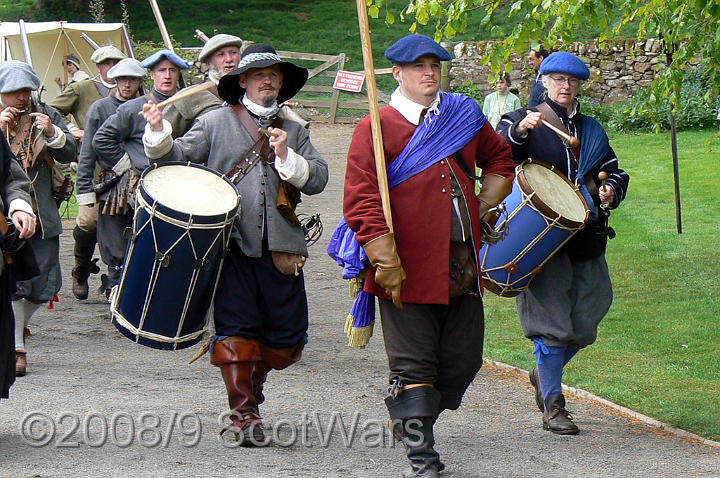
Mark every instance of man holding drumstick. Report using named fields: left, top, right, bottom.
left=141, top=42, right=328, bottom=447
left=497, top=51, right=630, bottom=435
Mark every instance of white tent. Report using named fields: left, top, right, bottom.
left=0, top=21, right=134, bottom=103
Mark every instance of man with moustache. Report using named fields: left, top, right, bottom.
left=141, top=43, right=328, bottom=447
left=75, top=58, right=145, bottom=299
left=50, top=45, right=127, bottom=301
left=92, top=49, right=190, bottom=297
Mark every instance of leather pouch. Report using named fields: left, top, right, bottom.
left=449, top=242, right=478, bottom=297
left=272, top=251, right=307, bottom=276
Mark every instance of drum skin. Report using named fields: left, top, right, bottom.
left=479, top=160, right=589, bottom=297
left=111, top=162, right=240, bottom=350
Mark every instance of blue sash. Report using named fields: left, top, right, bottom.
left=576, top=115, right=610, bottom=218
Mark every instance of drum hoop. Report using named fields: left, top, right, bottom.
left=136, top=192, right=236, bottom=230
left=516, top=159, right=589, bottom=229
left=140, top=161, right=241, bottom=223
left=110, top=299, right=207, bottom=345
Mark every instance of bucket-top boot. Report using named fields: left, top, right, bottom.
left=71, top=226, right=99, bottom=300
left=385, top=385, right=442, bottom=478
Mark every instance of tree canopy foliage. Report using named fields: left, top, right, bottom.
left=369, top=0, right=720, bottom=120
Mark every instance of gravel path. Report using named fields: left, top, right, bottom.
left=1, top=124, right=718, bottom=477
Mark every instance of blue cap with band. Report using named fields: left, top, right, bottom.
left=141, top=49, right=192, bottom=70
left=540, top=51, right=590, bottom=80
left=385, top=34, right=451, bottom=64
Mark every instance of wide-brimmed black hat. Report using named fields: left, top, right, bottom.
left=218, top=43, right=308, bottom=105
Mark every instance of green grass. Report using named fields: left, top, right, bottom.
left=483, top=129, right=720, bottom=442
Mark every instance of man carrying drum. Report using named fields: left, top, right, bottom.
left=141, top=42, right=328, bottom=446
left=496, top=51, right=630, bottom=435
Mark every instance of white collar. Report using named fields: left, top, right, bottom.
left=389, top=88, right=440, bottom=125
left=242, top=94, right=279, bottom=117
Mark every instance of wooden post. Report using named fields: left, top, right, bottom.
left=355, top=0, right=393, bottom=232
left=329, top=53, right=346, bottom=124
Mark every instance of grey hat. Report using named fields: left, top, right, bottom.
left=198, top=34, right=242, bottom=63
left=107, top=58, right=146, bottom=79
left=90, top=45, right=127, bottom=64
left=0, top=60, right=41, bottom=93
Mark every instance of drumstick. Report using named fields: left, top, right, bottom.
left=598, top=171, right=609, bottom=209
left=541, top=119, right=581, bottom=148
left=137, top=81, right=215, bottom=115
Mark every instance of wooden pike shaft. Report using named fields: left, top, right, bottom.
left=355, top=0, right=393, bottom=233
left=137, top=81, right=215, bottom=115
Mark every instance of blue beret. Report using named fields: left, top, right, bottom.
left=385, top=34, right=451, bottom=64
left=141, top=49, right=192, bottom=70
left=0, top=60, right=41, bottom=93
left=540, top=51, right=590, bottom=80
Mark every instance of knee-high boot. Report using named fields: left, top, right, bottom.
left=211, top=337, right=265, bottom=446
left=255, top=342, right=302, bottom=404
left=71, top=226, right=99, bottom=300
left=385, top=385, right=442, bottom=478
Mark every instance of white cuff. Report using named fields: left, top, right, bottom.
left=8, top=199, right=35, bottom=219
left=112, top=153, right=132, bottom=175
left=75, top=192, right=97, bottom=205
left=274, top=147, right=309, bottom=188
left=44, top=125, right=67, bottom=149
left=143, top=120, right=174, bottom=159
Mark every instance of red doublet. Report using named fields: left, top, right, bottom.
left=344, top=105, right=515, bottom=304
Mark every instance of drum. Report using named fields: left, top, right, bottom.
left=479, top=159, right=589, bottom=297
left=111, top=162, right=240, bottom=350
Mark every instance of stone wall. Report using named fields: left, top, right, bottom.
left=449, top=38, right=667, bottom=104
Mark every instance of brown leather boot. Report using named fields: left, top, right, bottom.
left=543, top=394, right=579, bottom=435
left=212, top=337, right=266, bottom=446
left=16, top=349, right=27, bottom=377
left=252, top=361, right=272, bottom=405
left=71, top=227, right=99, bottom=300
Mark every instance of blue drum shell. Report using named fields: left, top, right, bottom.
left=113, top=162, right=239, bottom=350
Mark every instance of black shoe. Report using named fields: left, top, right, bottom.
left=529, top=367, right=544, bottom=412
left=542, top=394, right=579, bottom=435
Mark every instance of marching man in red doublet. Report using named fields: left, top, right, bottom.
left=343, top=35, right=515, bottom=477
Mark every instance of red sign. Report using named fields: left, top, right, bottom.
left=333, top=70, right=365, bottom=93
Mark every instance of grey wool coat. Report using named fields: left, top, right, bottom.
left=146, top=106, right=328, bottom=258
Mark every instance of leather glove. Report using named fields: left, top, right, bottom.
left=477, top=173, right=513, bottom=220
left=363, top=233, right=406, bottom=309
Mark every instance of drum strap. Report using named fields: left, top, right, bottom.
left=535, top=103, right=582, bottom=160
left=451, top=151, right=482, bottom=181
left=226, top=104, right=277, bottom=184
left=229, top=104, right=302, bottom=226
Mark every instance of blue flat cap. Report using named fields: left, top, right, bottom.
left=0, top=60, right=41, bottom=93
left=141, top=49, right=192, bottom=70
left=385, top=34, right=451, bottom=64
left=540, top=51, right=590, bottom=80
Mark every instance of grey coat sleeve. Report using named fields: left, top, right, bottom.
left=93, top=109, right=130, bottom=171
left=288, top=123, right=328, bottom=196
left=75, top=103, right=103, bottom=196
left=45, top=105, right=78, bottom=164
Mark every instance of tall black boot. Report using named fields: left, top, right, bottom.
left=385, top=385, right=442, bottom=478
left=71, top=226, right=99, bottom=300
